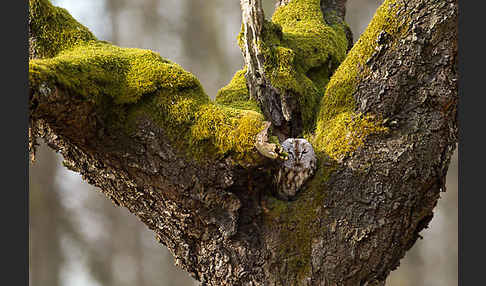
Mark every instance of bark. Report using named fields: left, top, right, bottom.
left=239, top=0, right=289, bottom=135
left=28, top=0, right=457, bottom=285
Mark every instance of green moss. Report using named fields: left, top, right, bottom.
left=30, top=42, right=205, bottom=105
left=271, top=0, right=348, bottom=70
left=29, top=0, right=96, bottom=58
left=316, top=112, right=388, bottom=161
left=215, top=68, right=261, bottom=113
left=314, top=0, right=404, bottom=160
left=190, top=104, right=265, bottom=163
left=270, top=0, right=348, bottom=133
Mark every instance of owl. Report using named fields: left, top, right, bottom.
left=276, top=138, right=317, bottom=200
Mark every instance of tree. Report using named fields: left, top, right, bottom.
left=28, top=0, right=458, bottom=285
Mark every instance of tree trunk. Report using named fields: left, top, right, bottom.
left=28, top=0, right=457, bottom=285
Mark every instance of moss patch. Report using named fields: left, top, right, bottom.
left=30, top=42, right=205, bottom=105
left=190, top=104, right=265, bottom=163
left=215, top=68, right=261, bottom=113
left=271, top=0, right=348, bottom=70
left=29, top=42, right=267, bottom=164
left=29, top=0, right=96, bottom=58
left=316, top=112, right=388, bottom=161
left=314, top=0, right=404, bottom=160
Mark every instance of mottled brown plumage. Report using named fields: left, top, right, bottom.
left=276, top=138, right=317, bottom=200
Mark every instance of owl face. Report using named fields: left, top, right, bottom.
left=276, top=138, right=317, bottom=200
left=282, top=139, right=315, bottom=169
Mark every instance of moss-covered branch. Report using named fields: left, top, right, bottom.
left=313, top=0, right=403, bottom=161
left=235, top=0, right=349, bottom=138
left=29, top=0, right=266, bottom=166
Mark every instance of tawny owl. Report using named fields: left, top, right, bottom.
left=276, top=138, right=317, bottom=200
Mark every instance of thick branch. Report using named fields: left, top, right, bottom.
left=272, top=0, right=458, bottom=284
left=29, top=0, right=269, bottom=283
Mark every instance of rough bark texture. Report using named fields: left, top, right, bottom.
left=29, top=0, right=458, bottom=285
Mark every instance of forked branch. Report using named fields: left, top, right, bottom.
left=29, top=0, right=458, bottom=285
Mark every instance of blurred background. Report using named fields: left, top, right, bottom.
left=29, top=0, right=458, bottom=285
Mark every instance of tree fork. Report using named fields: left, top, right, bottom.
left=29, top=0, right=458, bottom=285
